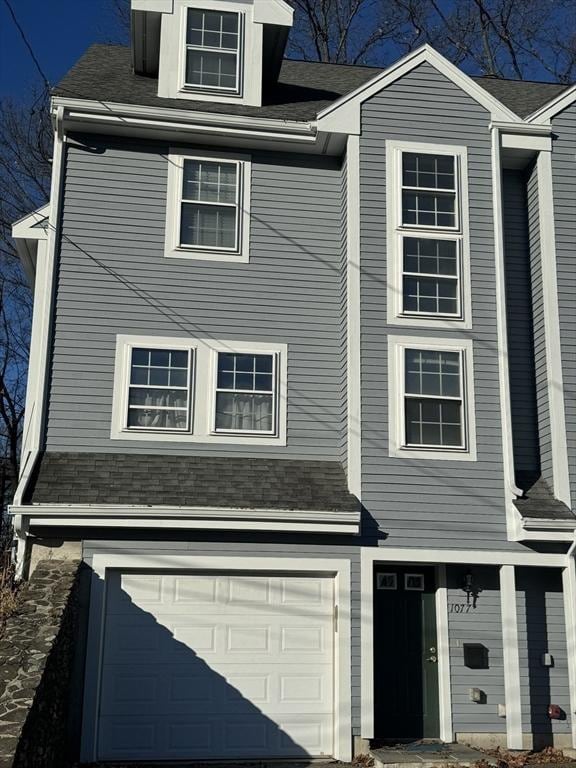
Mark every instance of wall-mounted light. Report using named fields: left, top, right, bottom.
left=462, top=569, right=483, bottom=608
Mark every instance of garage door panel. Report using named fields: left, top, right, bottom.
left=98, top=572, right=335, bottom=761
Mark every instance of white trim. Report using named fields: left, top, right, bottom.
left=11, top=203, right=50, bottom=241
left=536, top=150, right=572, bottom=508
left=316, top=45, right=521, bottom=135
left=521, top=517, right=576, bottom=531
left=562, top=547, right=576, bottom=748
left=387, top=334, right=477, bottom=461
left=165, top=148, right=251, bottom=262
left=436, top=565, right=453, bottom=743
left=346, top=135, right=361, bottom=497
left=157, top=0, right=264, bottom=107
left=490, top=127, right=524, bottom=539
left=500, top=134, right=552, bottom=152
left=386, top=141, right=472, bottom=329
left=111, top=335, right=287, bottom=445
left=499, top=565, right=522, bottom=749
left=80, top=554, right=352, bottom=763
left=526, top=83, right=576, bottom=124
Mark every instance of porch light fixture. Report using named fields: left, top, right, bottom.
left=462, top=569, right=482, bottom=607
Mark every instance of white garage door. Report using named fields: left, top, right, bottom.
left=97, top=571, right=335, bottom=761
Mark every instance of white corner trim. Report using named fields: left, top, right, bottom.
left=499, top=565, right=523, bottom=749
left=536, top=150, right=572, bottom=508
left=436, top=564, right=453, bottom=743
left=562, top=547, right=576, bottom=748
left=111, top=334, right=287, bottom=445
left=385, top=140, right=472, bottom=329
left=165, top=147, right=251, bottom=262
left=346, top=135, right=361, bottom=497
left=387, top=334, right=478, bottom=462
left=490, top=128, right=524, bottom=539
left=80, top=554, right=352, bottom=763
left=526, top=82, right=576, bottom=124
left=317, top=45, right=521, bottom=135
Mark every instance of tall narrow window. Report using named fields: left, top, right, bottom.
left=185, top=9, right=241, bottom=92
left=214, top=352, right=276, bottom=434
left=389, top=144, right=469, bottom=324
left=404, top=348, right=465, bottom=449
left=127, top=348, right=192, bottom=431
left=179, top=159, right=240, bottom=251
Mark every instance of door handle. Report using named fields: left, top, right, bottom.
left=426, top=655, right=437, bottom=663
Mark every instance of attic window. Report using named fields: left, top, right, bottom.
left=185, top=8, right=242, bottom=94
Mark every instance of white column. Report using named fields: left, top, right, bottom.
left=500, top=564, right=523, bottom=749
left=436, top=565, right=454, bottom=743
left=562, top=556, right=576, bottom=748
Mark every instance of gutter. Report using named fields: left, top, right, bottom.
left=11, top=107, right=67, bottom=568
left=51, top=96, right=318, bottom=141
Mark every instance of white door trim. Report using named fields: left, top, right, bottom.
left=562, top=558, right=576, bottom=748
left=80, top=554, right=352, bottom=763
left=436, top=565, right=454, bottom=742
left=499, top=565, right=523, bottom=749
left=360, top=547, right=567, bottom=739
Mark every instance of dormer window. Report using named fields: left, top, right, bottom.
left=185, top=9, right=242, bottom=94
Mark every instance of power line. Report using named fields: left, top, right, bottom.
left=1, top=0, right=51, bottom=90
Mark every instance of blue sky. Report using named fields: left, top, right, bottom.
left=0, top=0, right=124, bottom=99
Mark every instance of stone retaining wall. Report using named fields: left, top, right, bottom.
left=0, top=559, right=81, bottom=768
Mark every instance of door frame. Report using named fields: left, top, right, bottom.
left=80, top=553, right=352, bottom=763
left=360, top=546, right=569, bottom=744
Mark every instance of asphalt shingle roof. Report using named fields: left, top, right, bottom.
left=26, top=452, right=359, bottom=512
left=514, top=473, right=575, bottom=521
left=53, top=44, right=570, bottom=122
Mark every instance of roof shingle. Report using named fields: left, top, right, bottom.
left=53, top=44, right=570, bottom=122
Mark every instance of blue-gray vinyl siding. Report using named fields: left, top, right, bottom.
left=503, top=170, right=540, bottom=479
left=447, top=566, right=506, bottom=734
left=358, top=61, right=509, bottom=549
left=526, top=163, right=554, bottom=488
left=516, top=568, right=571, bottom=738
left=551, top=104, right=576, bottom=506
left=46, top=136, right=347, bottom=460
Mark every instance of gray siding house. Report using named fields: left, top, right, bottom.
left=10, top=0, right=576, bottom=762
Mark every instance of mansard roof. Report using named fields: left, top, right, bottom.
left=53, top=43, right=570, bottom=123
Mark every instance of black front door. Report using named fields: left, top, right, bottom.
left=373, top=565, right=440, bottom=740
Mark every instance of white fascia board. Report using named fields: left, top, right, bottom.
left=500, top=133, right=552, bottom=151
left=51, top=97, right=315, bottom=136
left=521, top=517, right=576, bottom=531
left=11, top=203, right=50, bottom=241
left=132, top=0, right=173, bottom=11
left=28, top=518, right=356, bottom=533
left=254, top=0, right=293, bottom=26
left=317, top=45, right=521, bottom=135
left=11, top=503, right=360, bottom=534
left=527, top=82, right=576, bottom=124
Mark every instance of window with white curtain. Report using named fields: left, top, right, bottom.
left=111, top=336, right=286, bottom=444
left=214, top=352, right=276, bottom=434
left=184, top=9, right=241, bottom=93
left=126, top=347, right=192, bottom=431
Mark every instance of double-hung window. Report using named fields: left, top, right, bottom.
left=388, top=336, right=476, bottom=461
left=166, top=150, right=250, bottom=262
left=184, top=9, right=241, bottom=93
left=214, top=352, right=277, bottom=434
left=126, top=346, right=192, bottom=432
left=387, top=142, right=470, bottom=327
left=112, top=336, right=286, bottom=444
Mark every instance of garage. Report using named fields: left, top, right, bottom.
left=96, top=571, right=336, bottom=761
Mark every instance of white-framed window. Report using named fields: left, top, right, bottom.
left=386, top=141, right=471, bottom=329
left=388, top=335, right=477, bottom=461
left=404, top=574, right=425, bottom=591
left=111, top=335, right=287, bottom=445
left=213, top=351, right=277, bottom=435
left=184, top=8, right=242, bottom=94
left=165, top=149, right=251, bottom=262
left=376, top=573, right=397, bottom=590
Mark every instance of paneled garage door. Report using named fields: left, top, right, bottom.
left=97, top=571, right=336, bottom=761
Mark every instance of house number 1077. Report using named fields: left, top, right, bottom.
left=449, top=603, right=473, bottom=614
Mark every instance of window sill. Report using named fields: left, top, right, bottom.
left=164, top=247, right=249, bottom=263
left=389, top=444, right=477, bottom=462
left=110, top=427, right=286, bottom=446
left=386, top=312, right=471, bottom=330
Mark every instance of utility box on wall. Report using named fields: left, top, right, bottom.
left=463, top=643, right=489, bottom=669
